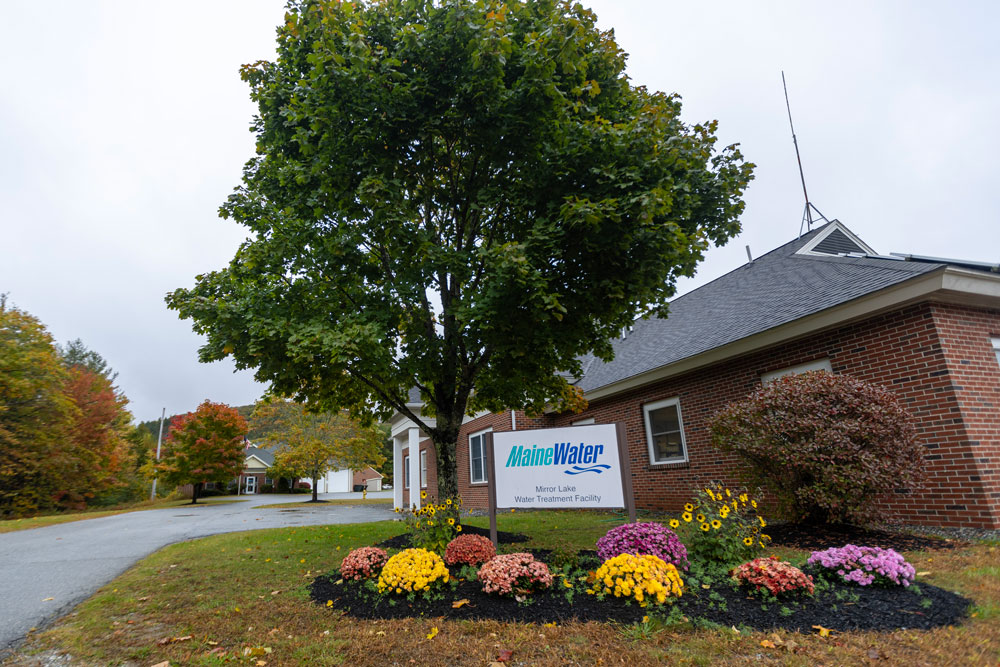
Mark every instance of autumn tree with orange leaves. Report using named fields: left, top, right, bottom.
left=151, top=400, right=247, bottom=504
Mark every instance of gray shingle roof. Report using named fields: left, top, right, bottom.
left=245, top=445, right=275, bottom=467
left=574, top=222, right=946, bottom=393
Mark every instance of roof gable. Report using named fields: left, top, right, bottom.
left=573, top=221, right=944, bottom=393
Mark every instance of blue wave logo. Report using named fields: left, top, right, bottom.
left=563, top=464, right=611, bottom=475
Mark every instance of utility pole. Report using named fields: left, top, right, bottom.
left=150, top=407, right=165, bottom=500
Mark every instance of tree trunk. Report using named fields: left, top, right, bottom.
left=431, top=415, right=461, bottom=500
left=190, top=482, right=202, bottom=505
left=312, top=475, right=319, bottom=502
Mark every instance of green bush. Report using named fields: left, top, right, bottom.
left=709, top=371, right=925, bottom=526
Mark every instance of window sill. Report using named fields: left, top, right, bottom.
left=469, top=481, right=489, bottom=487
left=647, top=459, right=689, bottom=470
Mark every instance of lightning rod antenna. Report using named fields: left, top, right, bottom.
left=782, top=71, right=827, bottom=236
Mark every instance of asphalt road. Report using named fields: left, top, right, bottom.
left=0, top=493, right=396, bottom=656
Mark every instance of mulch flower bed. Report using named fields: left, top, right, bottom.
left=767, top=523, right=961, bottom=552
left=310, top=529, right=972, bottom=632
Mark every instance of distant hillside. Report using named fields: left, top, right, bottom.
left=137, top=404, right=267, bottom=441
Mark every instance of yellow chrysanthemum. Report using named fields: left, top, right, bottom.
left=682, top=512, right=692, bottom=522
left=700, top=523, right=710, bottom=532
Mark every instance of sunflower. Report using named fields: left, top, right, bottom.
left=684, top=503, right=694, bottom=512
left=428, top=506, right=436, bottom=515
left=725, top=488, right=731, bottom=497
left=682, top=512, right=693, bottom=522
left=700, top=523, right=710, bottom=532
left=427, top=520, right=434, bottom=526
left=706, top=489, right=716, bottom=501
left=758, top=516, right=767, bottom=527
left=711, top=519, right=722, bottom=530
left=696, top=513, right=706, bottom=523
left=456, top=525, right=462, bottom=532
left=739, top=493, right=748, bottom=503
left=751, top=500, right=758, bottom=509
left=420, top=490, right=427, bottom=499
left=447, top=518, right=455, bottom=525
left=719, top=507, right=729, bottom=518
left=445, top=498, right=452, bottom=505
left=669, top=519, right=680, bottom=529
left=732, top=500, right=739, bottom=511
left=743, top=537, right=754, bottom=546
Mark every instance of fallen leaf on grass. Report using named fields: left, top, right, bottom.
left=157, top=636, right=192, bottom=646
left=497, top=649, right=514, bottom=662
left=760, top=640, right=776, bottom=649
left=242, top=647, right=273, bottom=657
left=917, top=571, right=931, bottom=576
left=812, top=625, right=834, bottom=637
left=451, top=599, right=470, bottom=609
left=207, top=641, right=218, bottom=646
left=150, top=661, right=170, bottom=667
left=137, top=596, right=150, bottom=602
left=426, top=627, right=438, bottom=640
left=868, top=648, right=882, bottom=660
left=41, top=597, right=54, bottom=602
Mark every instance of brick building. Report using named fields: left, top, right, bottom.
left=389, top=221, right=1000, bottom=528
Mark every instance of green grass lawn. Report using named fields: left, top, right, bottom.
left=0, top=497, right=248, bottom=534
left=7, top=511, right=1000, bottom=666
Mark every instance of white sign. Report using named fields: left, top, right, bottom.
left=491, top=424, right=625, bottom=509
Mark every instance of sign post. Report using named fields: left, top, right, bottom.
left=486, top=422, right=636, bottom=546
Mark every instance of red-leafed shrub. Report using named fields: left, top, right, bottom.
left=444, top=534, right=496, bottom=567
left=339, top=547, right=388, bottom=581
left=709, top=371, right=924, bottom=525
left=478, top=553, right=553, bottom=596
left=732, top=556, right=814, bottom=596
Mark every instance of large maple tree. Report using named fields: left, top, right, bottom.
left=167, top=0, right=753, bottom=498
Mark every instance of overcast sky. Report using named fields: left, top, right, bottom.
left=2, top=1, right=997, bottom=422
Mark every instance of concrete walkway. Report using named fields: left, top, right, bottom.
left=0, top=493, right=395, bottom=656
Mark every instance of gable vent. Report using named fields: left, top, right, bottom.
left=811, top=228, right=866, bottom=255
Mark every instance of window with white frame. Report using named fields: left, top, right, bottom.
left=761, top=358, right=832, bottom=385
left=403, top=455, right=410, bottom=489
left=469, top=428, right=491, bottom=484
left=571, top=417, right=595, bottom=426
left=420, top=450, right=427, bottom=488
left=992, top=337, right=1000, bottom=368
left=643, top=398, right=687, bottom=464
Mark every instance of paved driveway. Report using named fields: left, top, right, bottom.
left=0, top=493, right=395, bottom=656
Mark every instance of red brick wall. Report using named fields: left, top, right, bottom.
left=929, top=303, right=1000, bottom=526
left=405, top=301, right=1000, bottom=528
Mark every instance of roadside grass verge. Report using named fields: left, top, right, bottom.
left=256, top=498, right=393, bottom=509
left=9, top=511, right=1000, bottom=666
left=0, top=497, right=248, bottom=534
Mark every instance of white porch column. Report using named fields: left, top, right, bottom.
left=393, top=435, right=404, bottom=510
left=408, top=427, right=421, bottom=510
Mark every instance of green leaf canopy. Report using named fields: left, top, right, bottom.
left=167, top=0, right=753, bottom=497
